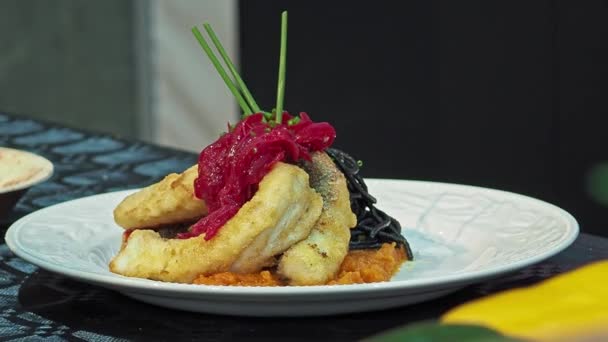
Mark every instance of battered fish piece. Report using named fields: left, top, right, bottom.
left=113, top=165, right=207, bottom=230
left=109, top=163, right=323, bottom=283
left=230, top=168, right=323, bottom=273
left=278, top=152, right=357, bottom=285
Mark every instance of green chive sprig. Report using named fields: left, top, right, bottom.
left=275, top=11, right=288, bottom=124
left=192, top=11, right=289, bottom=126
left=191, top=26, right=254, bottom=115
left=203, top=24, right=261, bottom=114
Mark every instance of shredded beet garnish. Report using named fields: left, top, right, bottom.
left=178, top=112, right=335, bottom=240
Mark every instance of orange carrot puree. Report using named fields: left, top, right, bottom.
left=192, top=243, right=407, bottom=286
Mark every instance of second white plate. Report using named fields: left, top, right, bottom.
left=5, top=179, right=578, bottom=316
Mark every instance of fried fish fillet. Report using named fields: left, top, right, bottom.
left=113, top=165, right=207, bottom=230
left=277, top=152, right=357, bottom=285
left=109, top=162, right=323, bottom=283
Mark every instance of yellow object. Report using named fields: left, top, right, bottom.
left=441, top=260, right=608, bottom=341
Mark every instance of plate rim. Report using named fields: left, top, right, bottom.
left=5, top=179, right=579, bottom=297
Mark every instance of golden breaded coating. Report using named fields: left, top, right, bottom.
left=230, top=185, right=322, bottom=273
left=278, top=152, right=357, bottom=285
left=113, top=165, right=207, bottom=229
left=109, top=162, right=323, bottom=283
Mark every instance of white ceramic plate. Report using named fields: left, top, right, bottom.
left=5, top=180, right=578, bottom=316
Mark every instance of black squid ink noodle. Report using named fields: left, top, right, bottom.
left=326, top=148, right=413, bottom=260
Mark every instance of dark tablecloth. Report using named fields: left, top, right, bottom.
left=1, top=112, right=606, bottom=341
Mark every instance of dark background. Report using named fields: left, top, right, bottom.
left=0, top=1, right=606, bottom=237
left=239, top=0, right=608, bottom=236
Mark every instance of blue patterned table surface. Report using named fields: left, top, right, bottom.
left=0, top=112, right=197, bottom=225
left=0, top=112, right=607, bottom=341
